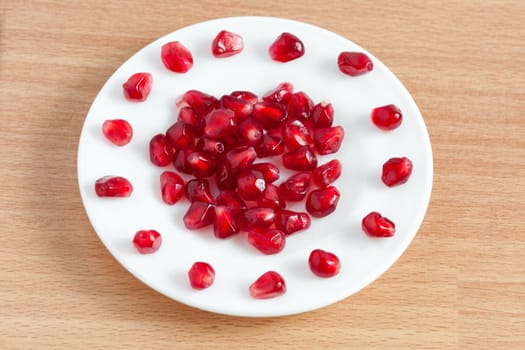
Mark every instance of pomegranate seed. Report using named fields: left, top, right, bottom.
left=133, top=230, right=162, bottom=254
left=166, top=121, right=195, bottom=150
left=305, top=186, right=340, bottom=218
left=255, top=135, right=285, bottom=158
left=282, top=145, right=317, bottom=171
left=213, top=205, right=239, bottom=238
left=287, top=91, right=314, bottom=121
left=161, top=41, right=193, bottom=73
left=338, top=52, right=373, bottom=76
left=371, top=104, right=403, bottom=130
left=173, top=149, right=193, bottom=174
left=122, top=72, right=152, bottom=102
left=314, top=126, right=344, bottom=155
left=312, top=159, right=342, bottom=187
left=251, top=162, right=280, bottom=183
left=311, top=101, right=334, bottom=128
left=279, top=171, right=311, bottom=201
left=186, top=179, right=215, bottom=203
left=237, top=207, right=276, bottom=231
left=149, top=134, right=175, bottom=167
left=195, top=137, right=226, bottom=158
left=177, top=90, right=219, bottom=117
left=215, top=157, right=237, bottom=190
left=204, top=108, right=237, bottom=139
left=238, top=117, right=264, bottom=146
left=276, top=209, right=311, bottom=235
left=249, top=271, right=286, bottom=299
left=308, top=249, right=341, bottom=277
left=362, top=211, right=395, bottom=237
left=381, top=157, right=413, bottom=187
left=236, top=170, right=266, bottom=201
left=258, top=183, right=285, bottom=209
left=248, top=229, right=286, bottom=255
left=211, top=30, right=243, bottom=57
left=186, top=151, right=216, bottom=178
left=230, top=90, right=258, bottom=104
left=282, top=118, right=313, bottom=150
left=183, top=201, right=215, bottom=230
left=188, top=262, right=215, bottom=290
left=95, top=176, right=133, bottom=197
left=160, top=171, right=185, bottom=205
left=220, top=95, right=253, bottom=121
left=262, top=82, right=293, bottom=104
left=269, top=32, right=304, bottom=63
left=178, top=107, right=205, bottom=136
left=225, top=145, right=257, bottom=170
left=216, top=190, right=246, bottom=214
left=102, top=119, right=132, bottom=146
left=252, top=101, right=288, bottom=128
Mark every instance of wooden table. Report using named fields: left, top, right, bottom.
left=1, top=1, right=524, bottom=348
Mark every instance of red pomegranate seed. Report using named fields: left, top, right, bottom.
left=371, top=104, right=403, bottom=130
left=122, top=72, right=152, bottom=102
left=160, top=171, right=185, bottom=205
left=186, top=178, right=215, bottom=203
left=338, top=52, right=373, bottom=76
left=149, top=134, right=175, bottom=167
left=225, top=145, right=257, bottom=170
left=177, top=90, right=219, bottom=117
left=258, top=183, right=285, bottom=209
left=249, top=271, right=286, bottom=299
left=308, top=249, right=341, bottom=277
left=276, top=209, right=311, bottom=235
left=237, top=207, right=276, bottom=231
left=362, top=211, right=395, bottom=237
left=188, top=262, right=215, bottom=290
left=238, top=117, right=264, bottom=146
left=187, top=151, right=216, bottom=178
left=230, top=90, right=258, bottom=104
left=269, top=32, right=304, bottom=63
left=215, top=157, right=237, bottom=190
left=173, top=148, right=193, bottom=174
left=251, top=162, right=280, bottom=183
left=236, top=170, right=266, bottom=201
left=161, top=41, right=193, bottom=73
left=262, top=82, right=293, bottom=104
left=216, top=190, right=246, bottom=214
left=282, top=145, right=317, bottom=171
left=220, top=95, right=253, bottom=121
left=195, top=137, right=226, bottom=158
left=95, top=176, right=133, bottom=197
left=255, top=135, right=285, bottom=158
left=312, top=159, right=342, bottom=187
left=102, top=119, right=133, bottom=146
left=314, top=126, right=344, bottom=155
left=248, top=229, right=286, bottom=255
left=178, top=107, right=205, bottom=136
left=381, top=157, right=413, bottom=187
left=305, top=186, right=340, bottom=218
left=166, top=121, right=195, bottom=150
left=282, top=118, right=313, bottom=150
left=204, top=108, right=237, bottom=139
left=183, top=201, right=215, bottom=229
left=279, top=171, right=311, bottom=201
left=287, top=91, right=314, bottom=121
left=311, top=101, right=334, bottom=129
left=252, top=101, right=288, bottom=128
left=212, top=30, right=243, bottom=58
left=133, top=230, right=162, bottom=254
left=213, top=205, right=239, bottom=238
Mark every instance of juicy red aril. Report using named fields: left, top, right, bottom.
left=282, top=145, right=317, bottom=171
left=312, top=159, right=342, bottom=187
left=188, top=262, right=215, bottom=290
left=251, top=162, right=280, bottom=183
left=238, top=117, right=264, bottom=145
left=287, top=91, right=314, bottom=121
left=215, top=190, right=246, bottom=214
left=102, top=119, right=132, bottom=146
left=178, top=107, right=205, bottom=136
left=236, top=170, right=266, bottom=201
left=183, top=201, right=215, bottom=230
left=249, top=271, right=286, bottom=299
left=149, top=134, right=175, bottom=167
left=255, top=134, right=285, bottom=158
left=311, top=101, right=334, bottom=128
left=308, top=249, right=341, bottom=277
left=177, top=90, right=219, bottom=118
left=195, top=137, right=225, bottom=158
left=252, top=101, right=288, bottom=128
left=282, top=118, right=313, bottom=150
left=160, top=171, right=185, bottom=205
left=213, top=206, right=239, bottom=238
left=269, top=32, right=304, bottom=63
left=276, top=209, right=311, bottom=235
left=314, top=126, right=344, bottom=155
left=161, top=41, right=193, bottom=73
left=220, top=95, right=253, bottom=121
left=258, top=183, right=285, bottom=209
left=225, top=145, right=257, bottom=170
left=338, top=52, right=373, bottom=76
left=215, top=157, right=237, bottom=190
left=133, top=230, right=162, bottom=254
left=187, top=151, right=216, bottom=178
left=95, top=176, right=133, bottom=197
left=306, top=186, right=340, bottom=218
left=173, top=149, right=193, bottom=174
left=237, top=207, right=276, bottom=231
left=166, top=121, right=195, bottom=150
left=204, top=108, right=237, bottom=139
left=371, top=104, right=403, bottom=130
left=186, top=178, right=215, bottom=203
left=122, top=72, right=152, bottom=102
left=212, top=30, right=243, bottom=58
left=262, top=82, right=293, bottom=104
left=230, top=90, right=258, bottom=104
left=362, top=211, right=395, bottom=237
left=279, top=171, right=311, bottom=201
left=381, top=157, right=413, bottom=187
left=248, top=229, right=286, bottom=255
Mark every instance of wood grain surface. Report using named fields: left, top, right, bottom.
left=1, top=1, right=524, bottom=349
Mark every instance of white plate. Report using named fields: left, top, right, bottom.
left=77, top=16, right=433, bottom=317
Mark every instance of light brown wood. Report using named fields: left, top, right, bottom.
left=1, top=1, right=524, bottom=349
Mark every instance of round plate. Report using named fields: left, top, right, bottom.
left=77, top=16, right=433, bottom=317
